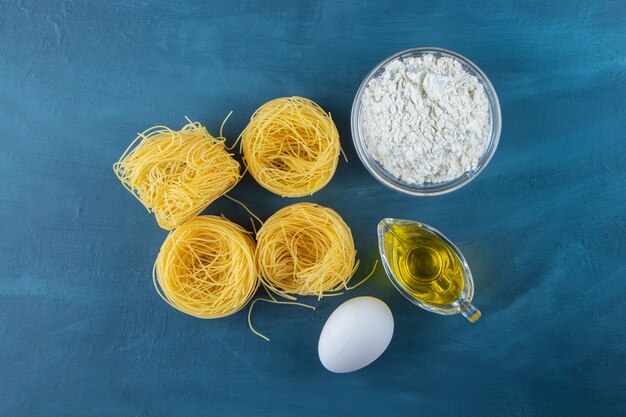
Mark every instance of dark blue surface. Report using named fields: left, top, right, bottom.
left=1, top=1, right=625, bottom=416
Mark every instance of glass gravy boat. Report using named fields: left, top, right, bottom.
left=378, top=218, right=481, bottom=322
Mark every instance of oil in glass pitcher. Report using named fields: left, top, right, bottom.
left=378, top=218, right=481, bottom=322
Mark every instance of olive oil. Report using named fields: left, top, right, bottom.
left=383, top=222, right=464, bottom=306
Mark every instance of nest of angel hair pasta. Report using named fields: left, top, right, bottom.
left=255, top=202, right=366, bottom=300
left=153, top=215, right=259, bottom=319
left=114, top=119, right=241, bottom=230
left=240, top=97, right=342, bottom=197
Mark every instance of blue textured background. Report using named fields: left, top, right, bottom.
left=1, top=1, right=625, bottom=416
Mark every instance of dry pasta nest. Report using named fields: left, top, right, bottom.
left=255, top=202, right=360, bottom=300
left=241, top=97, right=342, bottom=197
left=114, top=120, right=241, bottom=230
left=153, top=215, right=259, bottom=319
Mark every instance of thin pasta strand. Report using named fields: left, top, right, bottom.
left=247, top=296, right=316, bottom=342
left=222, top=193, right=264, bottom=227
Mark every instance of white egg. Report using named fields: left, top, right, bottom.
left=318, top=296, right=394, bottom=373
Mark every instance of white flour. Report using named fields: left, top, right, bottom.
left=361, top=54, right=491, bottom=184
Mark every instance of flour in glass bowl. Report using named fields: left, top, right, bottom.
left=361, top=54, right=491, bottom=184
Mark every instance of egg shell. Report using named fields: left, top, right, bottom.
left=318, top=296, right=394, bottom=373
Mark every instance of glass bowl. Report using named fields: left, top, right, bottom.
left=350, top=47, right=501, bottom=196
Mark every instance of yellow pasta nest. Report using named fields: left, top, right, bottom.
left=240, top=97, right=342, bottom=197
left=255, top=202, right=359, bottom=299
left=113, top=120, right=241, bottom=230
left=153, top=216, right=259, bottom=319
